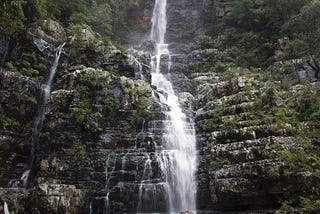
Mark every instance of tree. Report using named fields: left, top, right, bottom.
left=0, top=0, right=25, bottom=66
left=22, top=0, right=48, bottom=22
left=0, top=0, right=25, bottom=36
left=231, top=0, right=266, bottom=32
left=283, top=0, right=320, bottom=80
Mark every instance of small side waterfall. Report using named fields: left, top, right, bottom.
left=26, top=43, right=65, bottom=186
left=3, top=202, right=10, bottom=214
left=149, top=0, right=198, bottom=212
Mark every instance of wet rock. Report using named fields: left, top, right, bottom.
left=193, top=69, right=320, bottom=212
left=180, top=211, right=195, bottom=214
left=178, top=92, right=195, bottom=111
left=29, top=19, right=66, bottom=44
left=0, top=71, right=41, bottom=187
left=166, top=0, right=204, bottom=43
left=35, top=182, right=86, bottom=214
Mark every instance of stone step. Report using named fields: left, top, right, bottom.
left=209, top=158, right=284, bottom=179
left=211, top=124, right=295, bottom=144
left=195, top=102, right=255, bottom=123
left=108, top=181, right=170, bottom=213
left=203, top=90, right=259, bottom=111
left=196, top=76, right=257, bottom=103
left=201, top=136, right=297, bottom=164
left=211, top=136, right=295, bottom=151
left=190, top=72, right=223, bottom=83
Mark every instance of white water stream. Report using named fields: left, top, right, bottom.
left=26, top=43, right=65, bottom=186
left=3, top=202, right=10, bottom=214
left=150, top=0, right=197, bottom=212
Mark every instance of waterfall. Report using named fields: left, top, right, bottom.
left=150, top=0, right=197, bottom=212
left=3, top=202, right=10, bottom=214
left=102, top=1, right=197, bottom=212
left=26, top=43, right=65, bottom=187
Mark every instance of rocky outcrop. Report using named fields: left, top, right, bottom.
left=166, top=0, right=204, bottom=43
left=0, top=70, right=41, bottom=188
left=0, top=19, right=159, bottom=213
left=33, top=66, right=159, bottom=213
left=213, top=0, right=233, bottom=17
left=191, top=70, right=320, bottom=212
left=30, top=19, right=67, bottom=44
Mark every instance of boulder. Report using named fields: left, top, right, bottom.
left=29, top=19, right=66, bottom=44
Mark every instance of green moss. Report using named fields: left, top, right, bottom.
left=222, top=118, right=238, bottom=132
left=214, top=62, right=235, bottom=73
left=39, top=131, right=51, bottom=141
left=278, top=201, right=295, bottom=213
left=70, top=106, right=91, bottom=125
left=209, top=158, right=231, bottom=171
left=201, top=118, right=221, bottom=132
left=27, top=96, right=38, bottom=105
left=5, top=50, right=49, bottom=82
left=131, top=95, right=156, bottom=129
left=0, top=114, right=19, bottom=132
left=64, top=142, right=87, bottom=168
left=263, top=142, right=320, bottom=175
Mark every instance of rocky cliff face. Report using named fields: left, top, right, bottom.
left=1, top=1, right=320, bottom=213
left=0, top=19, right=161, bottom=213
left=166, top=0, right=204, bottom=43
left=176, top=47, right=320, bottom=212
left=121, top=0, right=207, bottom=46
left=0, top=71, right=41, bottom=186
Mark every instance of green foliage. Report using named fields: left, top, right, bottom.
left=22, top=0, right=48, bottom=22
left=256, top=87, right=278, bottom=108
left=231, top=0, right=266, bottom=32
left=0, top=0, right=125, bottom=41
left=69, top=106, right=91, bottom=125
left=69, top=12, right=90, bottom=25
left=201, top=118, right=221, bottom=132
left=132, top=95, right=155, bottom=128
left=89, top=2, right=113, bottom=36
left=6, top=51, right=48, bottom=82
left=283, top=39, right=307, bottom=59
left=214, top=62, right=235, bottom=73
left=292, top=87, right=320, bottom=121
left=0, top=0, right=25, bottom=37
left=278, top=201, right=295, bottom=212
left=209, top=158, right=231, bottom=171
left=0, top=114, right=19, bottom=132
left=196, top=35, right=216, bottom=49
left=278, top=196, right=320, bottom=212
left=263, top=141, right=320, bottom=176
left=63, top=142, right=87, bottom=168
left=204, top=0, right=312, bottom=68
left=69, top=95, right=102, bottom=133
left=282, top=0, right=320, bottom=78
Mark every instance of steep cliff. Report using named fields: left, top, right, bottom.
left=171, top=45, right=320, bottom=212
left=0, top=18, right=160, bottom=213
left=1, top=0, right=320, bottom=213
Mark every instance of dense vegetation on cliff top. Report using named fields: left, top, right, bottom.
left=2, top=0, right=320, bottom=78
left=203, top=0, right=320, bottom=79
left=0, top=0, right=137, bottom=42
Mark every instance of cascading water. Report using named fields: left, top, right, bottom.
left=103, top=1, right=197, bottom=212
left=150, top=0, right=197, bottom=212
left=26, top=43, right=65, bottom=186
left=3, top=202, right=10, bottom=214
